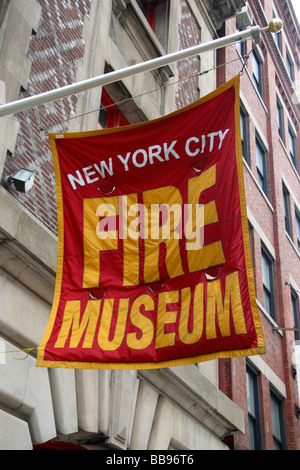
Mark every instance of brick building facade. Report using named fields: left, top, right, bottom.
left=217, top=0, right=300, bottom=450
left=2, top=0, right=92, bottom=234
left=0, top=0, right=299, bottom=450
left=0, top=0, right=244, bottom=450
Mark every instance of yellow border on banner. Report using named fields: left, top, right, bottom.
left=233, top=75, right=265, bottom=353
left=36, top=137, right=65, bottom=359
left=47, top=76, right=242, bottom=140
left=38, top=347, right=264, bottom=371
left=37, top=75, right=265, bottom=370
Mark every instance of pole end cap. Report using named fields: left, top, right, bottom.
left=268, top=18, right=283, bottom=33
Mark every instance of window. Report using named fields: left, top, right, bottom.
left=136, top=0, right=169, bottom=48
left=252, top=49, right=263, bottom=97
left=291, top=288, right=300, bottom=342
left=98, top=89, right=129, bottom=129
left=256, top=136, right=268, bottom=196
left=247, top=364, right=263, bottom=449
left=277, top=99, right=284, bottom=142
left=137, top=0, right=156, bottom=29
left=0, top=0, right=9, bottom=28
left=270, top=389, right=287, bottom=450
left=282, top=183, right=291, bottom=236
left=236, top=26, right=246, bottom=57
left=272, top=10, right=282, bottom=52
left=248, top=222, right=254, bottom=264
left=288, top=126, right=297, bottom=169
left=274, top=30, right=282, bottom=52
left=286, top=50, right=294, bottom=82
left=98, top=103, right=108, bottom=129
left=240, top=105, right=249, bottom=163
left=295, top=208, right=300, bottom=253
left=261, top=246, right=276, bottom=320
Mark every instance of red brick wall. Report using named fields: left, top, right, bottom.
left=218, top=0, right=300, bottom=450
left=2, top=0, right=299, bottom=450
left=2, top=0, right=91, bottom=234
left=176, top=0, right=200, bottom=108
left=4, top=0, right=202, bottom=235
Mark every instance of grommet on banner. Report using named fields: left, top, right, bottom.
left=88, top=288, right=107, bottom=300
left=147, top=282, right=165, bottom=293
left=97, top=182, right=116, bottom=194
left=205, top=266, right=222, bottom=281
left=193, top=158, right=208, bottom=174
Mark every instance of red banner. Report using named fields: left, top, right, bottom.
left=37, top=76, right=265, bottom=370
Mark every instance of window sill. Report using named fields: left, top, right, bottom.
left=243, top=158, right=274, bottom=213
left=279, top=137, right=300, bottom=182
left=286, top=231, right=300, bottom=259
left=242, top=61, right=268, bottom=115
left=256, top=298, right=281, bottom=334
left=129, top=0, right=174, bottom=79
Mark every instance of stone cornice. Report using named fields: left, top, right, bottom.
left=277, top=0, right=300, bottom=47
left=139, top=365, right=245, bottom=439
left=251, top=0, right=300, bottom=123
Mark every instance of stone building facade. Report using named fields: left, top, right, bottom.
left=0, top=0, right=299, bottom=451
left=0, top=0, right=246, bottom=450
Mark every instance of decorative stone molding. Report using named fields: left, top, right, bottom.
left=0, top=0, right=41, bottom=175
left=0, top=409, right=32, bottom=450
left=0, top=339, right=56, bottom=445
left=0, top=0, right=245, bottom=451
left=139, top=366, right=245, bottom=439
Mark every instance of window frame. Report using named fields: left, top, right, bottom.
left=137, top=0, right=156, bottom=29
left=282, top=182, right=292, bottom=237
left=286, top=49, right=294, bottom=82
left=261, top=245, right=276, bottom=321
left=288, top=125, right=297, bottom=170
left=256, top=135, right=268, bottom=197
left=270, top=388, right=287, bottom=450
left=295, top=207, right=300, bottom=253
left=274, top=29, right=282, bottom=53
left=276, top=98, right=284, bottom=143
left=240, top=104, right=249, bottom=164
left=136, top=0, right=170, bottom=49
left=236, top=25, right=246, bottom=58
left=246, top=362, right=263, bottom=450
left=252, top=49, right=263, bottom=97
left=98, top=88, right=129, bottom=129
left=291, top=288, right=300, bottom=342
left=248, top=221, right=254, bottom=265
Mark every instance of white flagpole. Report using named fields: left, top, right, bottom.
left=0, top=23, right=276, bottom=118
